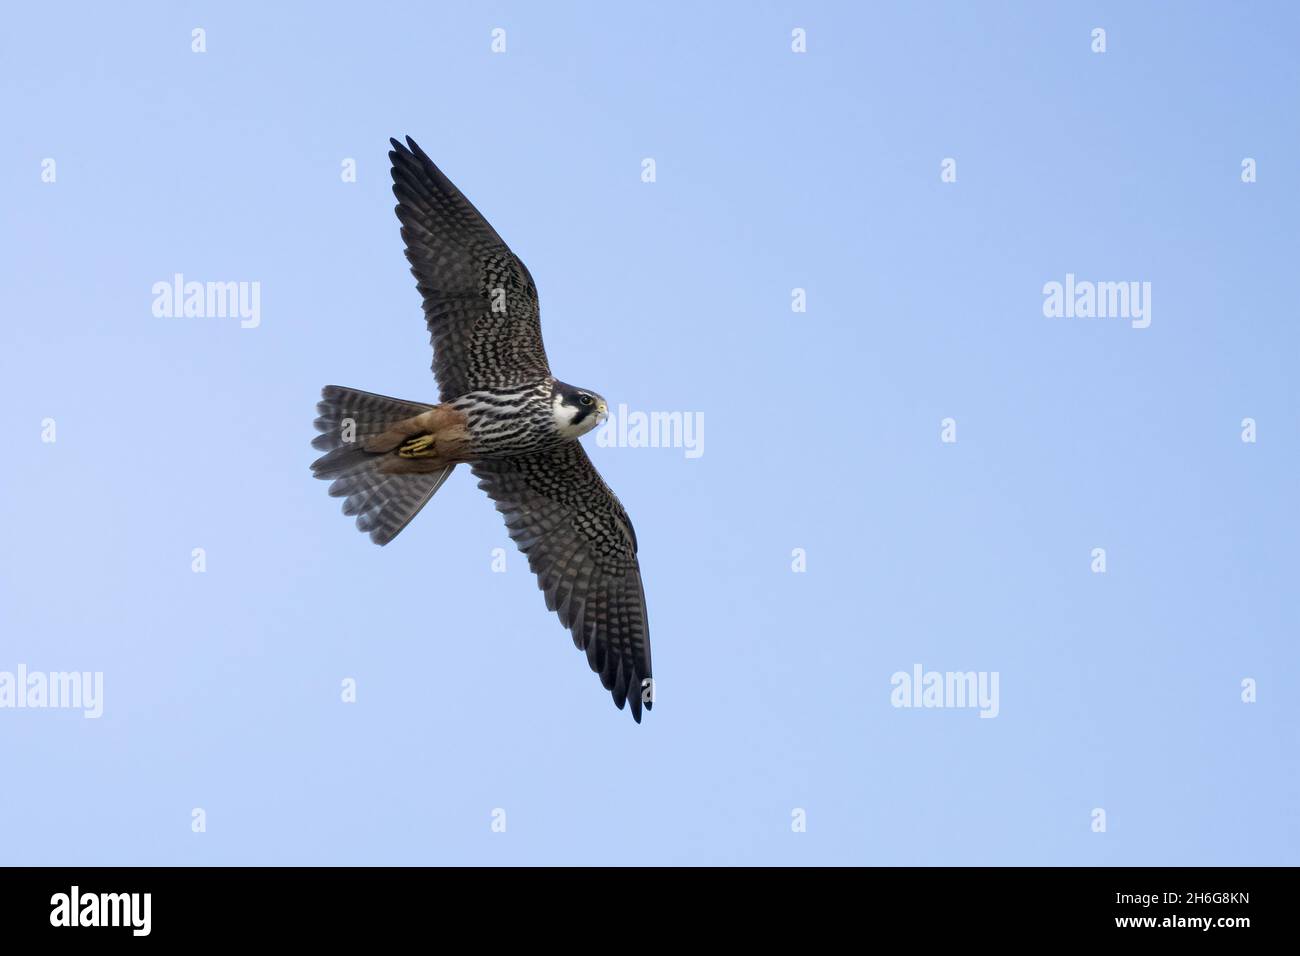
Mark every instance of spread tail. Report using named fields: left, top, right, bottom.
left=311, top=385, right=454, bottom=545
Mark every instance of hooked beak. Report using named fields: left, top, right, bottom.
left=596, top=400, right=609, bottom=424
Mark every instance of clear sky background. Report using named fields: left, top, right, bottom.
left=2, top=2, right=1297, bottom=865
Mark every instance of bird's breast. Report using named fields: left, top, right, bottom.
left=456, top=384, right=563, bottom=459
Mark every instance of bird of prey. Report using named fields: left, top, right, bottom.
left=311, top=137, right=653, bottom=721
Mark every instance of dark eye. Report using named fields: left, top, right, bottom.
left=579, top=395, right=593, bottom=406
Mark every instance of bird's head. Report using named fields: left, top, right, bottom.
left=551, top=381, right=608, bottom=438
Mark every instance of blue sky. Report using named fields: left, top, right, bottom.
left=2, top=1, right=1297, bottom=865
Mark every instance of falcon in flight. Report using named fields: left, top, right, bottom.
left=311, top=137, right=653, bottom=721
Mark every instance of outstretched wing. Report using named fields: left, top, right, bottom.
left=472, top=443, right=653, bottom=721
left=390, top=136, right=551, bottom=401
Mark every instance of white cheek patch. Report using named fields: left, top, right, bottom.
left=552, top=394, right=577, bottom=435
left=551, top=393, right=602, bottom=438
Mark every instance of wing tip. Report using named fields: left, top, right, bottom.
left=617, top=675, right=652, bottom=723
left=389, top=134, right=428, bottom=166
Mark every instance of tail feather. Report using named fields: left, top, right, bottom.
left=311, top=385, right=453, bottom=545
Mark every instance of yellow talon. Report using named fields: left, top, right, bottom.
left=398, top=434, right=437, bottom=458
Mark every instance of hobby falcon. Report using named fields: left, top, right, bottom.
left=311, top=137, right=653, bottom=721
